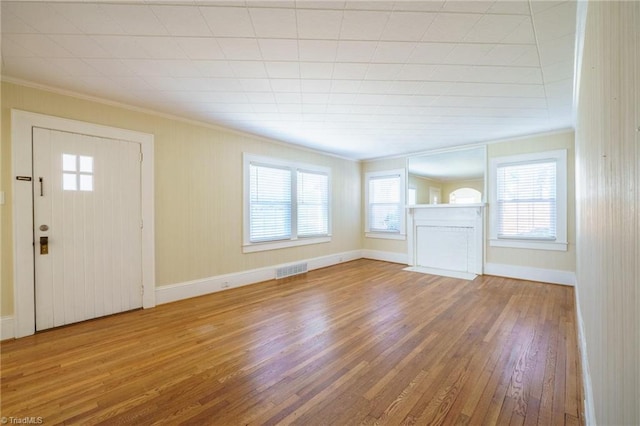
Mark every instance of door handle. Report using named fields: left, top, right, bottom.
left=40, top=236, right=49, bottom=255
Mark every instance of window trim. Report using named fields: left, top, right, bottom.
left=364, top=168, right=406, bottom=240
left=243, top=153, right=331, bottom=253
left=489, top=149, right=567, bottom=251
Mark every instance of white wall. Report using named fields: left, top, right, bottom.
left=574, top=1, right=640, bottom=424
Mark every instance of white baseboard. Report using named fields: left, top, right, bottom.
left=156, top=250, right=362, bottom=305
left=484, top=263, right=576, bottom=286
left=1, top=316, right=15, bottom=340
left=573, top=282, right=596, bottom=425
left=403, top=266, right=476, bottom=281
left=361, top=249, right=408, bottom=265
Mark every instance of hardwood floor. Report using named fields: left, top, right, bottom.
left=1, top=259, right=583, bottom=425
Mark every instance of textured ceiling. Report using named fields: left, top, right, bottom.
left=0, top=1, right=577, bottom=160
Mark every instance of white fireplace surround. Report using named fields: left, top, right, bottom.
left=407, top=204, right=484, bottom=280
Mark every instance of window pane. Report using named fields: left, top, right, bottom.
left=62, top=154, right=76, bottom=172
left=497, top=160, right=556, bottom=239
left=369, top=176, right=400, bottom=203
left=369, top=204, right=400, bottom=232
left=79, top=174, right=93, bottom=191
left=249, top=164, right=292, bottom=242
left=298, top=171, right=329, bottom=236
left=79, top=156, right=93, bottom=173
left=63, top=173, right=77, bottom=191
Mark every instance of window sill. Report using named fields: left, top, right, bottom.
left=489, top=238, right=567, bottom=251
left=243, top=236, right=331, bottom=253
left=365, top=232, right=406, bottom=241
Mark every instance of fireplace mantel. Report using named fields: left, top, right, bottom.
left=406, top=204, right=485, bottom=280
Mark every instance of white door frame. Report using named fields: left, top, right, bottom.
left=11, top=110, right=155, bottom=338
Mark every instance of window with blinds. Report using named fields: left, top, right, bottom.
left=365, top=169, right=406, bottom=237
left=489, top=149, right=567, bottom=251
left=244, top=155, right=331, bottom=250
left=496, top=160, right=557, bottom=240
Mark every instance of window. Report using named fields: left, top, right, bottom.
left=365, top=169, right=406, bottom=239
left=489, top=149, right=567, bottom=251
left=449, top=188, right=482, bottom=204
left=62, top=154, right=93, bottom=191
left=243, top=154, right=330, bottom=252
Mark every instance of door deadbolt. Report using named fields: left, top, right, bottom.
left=39, top=224, right=49, bottom=231
left=40, top=236, right=49, bottom=255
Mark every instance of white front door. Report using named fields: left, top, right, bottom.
left=33, top=127, right=143, bottom=331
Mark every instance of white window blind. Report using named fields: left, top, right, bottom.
left=368, top=174, right=401, bottom=232
left=297, top=170, right=329, bottom=237
left=249, top=164, right=292, bottom=242
left=496, top=160, right=557, bottom=240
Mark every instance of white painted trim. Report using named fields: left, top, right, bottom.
left=11, top=110, right=156, bottom=338
left=361, top=249, right=408, bottom=265
left=484, top=263, right=576, bottom=286
left=403, top=266, right=476, bottom=281
left=573, top=283, right=596, bottom=426
left=1, top=316, right=15, bottom=341
left=156, top=250, right=362, bottom=305
left=365, top=232, right=406, bottom=240
left=489, top=239, right=568, bottom=251
left=243, top=237, right=331, bottom=253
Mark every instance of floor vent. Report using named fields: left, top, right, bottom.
left=276, top=262, right=308, bottom=279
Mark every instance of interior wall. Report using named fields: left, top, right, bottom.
left=575, top=1, right=639, bottom=424
left=0, top=81, right=362, bottom=316
left=408, top=174, right=441, bottom=204
left=486, top=131, right=576, bottom=272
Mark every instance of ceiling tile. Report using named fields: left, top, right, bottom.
left=199, top=6, right=255, bottom=37
left=48, top=35, right=112, bottom=58
left=397, top=64, right=437, bottom=80
left=296, top=1, right=346, bottom=10
left=300, top=62, right=335, bottom=79
left=275, top=92, right=302, bottom=103
left=176, top=38, right=225, bottom=60
left=296, top=9, right=343, bottom=39
left=99, top=4, right=168, bottom=35
left=47, top=58, right=102, bottom=77
left=5, top=34, right=73, bottom=58
left=336, top=41, right=377, bottom=62
left=371, top=41, right=416, bottom=63
left=83, top=59, right=137, bottom=77
left=193, top=61, right=235, bottom=77
left=464, top=15, right=533, bottom=43
left=134, top=37, right=189, bottom=59
left=246, top=92, right=276, bottom=103
left=447, top=82, right=545, bottom=98
left=330, top=79, right=362, bottom=93
left=122, top=59, right=171, bottom=77
left=239, top=78, right=273, bottom=92
left=487, top=0, right=531, bottom=15
left=408, top=42, right=457, bottom=64
left=391, top=81, right=428, bottom=95
left=345, top=1, right=394, bottom=11
left=422, top=13, right=482, bottom=42
left=1, top=36, right=36, bottom=57
left=301, top=79, right=332, bottom=93
left=229, top=61, right=268, bottom=78
left=538, top=33, right=575, bottom=65
left=151, top=5, right=212, bottom=36
left=0, top=9, right=38, bottom=33
left=249, top=7, right=297, bottom=38
left=443, top=44, right=495, bottom=65
left=258, top=39, right=299, bottom=61
left=4, top=2, right=82, bottom=34
left=365, top=64, right=403, bottom=80
left=51, top=3, right=125, bottom=35
left=441, top=1, right=494, bottom=13
left=302, top=93, right=330, bottom=104
left=532, top=1, right=576, bottom=43
left=91, top=35, right=150, bottom=59
left=393, top=1, right=446, bottom=12
left=298, top=40, right=338, bottom=62
left=339, top=10, right=390, bottom=40
left=265, top=61, right=301, bottom=78
left=332, top=63, right=368, bottom=79
left=270, top=79, right=301, bottom=92
left=218, top=38, right=262, bottom=60
left=380, top=11, right=436, bottom=41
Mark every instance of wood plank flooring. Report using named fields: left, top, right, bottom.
left=0, top=259, right=583, bottom=425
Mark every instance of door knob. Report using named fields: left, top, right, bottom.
left=39, top=224, right=49, bottom=231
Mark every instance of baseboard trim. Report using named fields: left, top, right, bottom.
left=1, top=316, right=15, bottom=340
left=156, top=250, right=363, bottom=305
left=574, top=282, right=596, bottom=425
left=484, top=263, right=576, bottom=286
left=361, top=250, right=408, bottom=265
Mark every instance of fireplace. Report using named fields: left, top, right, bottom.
left=406, top=204, right=484, bottom=280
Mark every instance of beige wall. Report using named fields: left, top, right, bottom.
left=408, top=174, right=441, bottom=204
left=486, top=131, right=576, bottom=272
left=0, top=82, right=362, bottom=316
left=575, top=1, right=639, bottom=424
